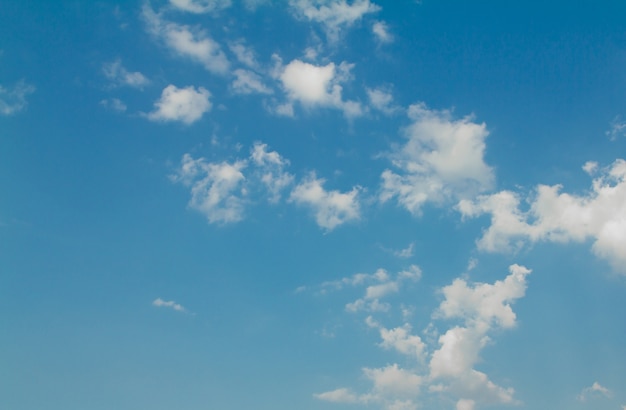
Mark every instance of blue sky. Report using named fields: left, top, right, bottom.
left=2, top=1, right=626, bottom=409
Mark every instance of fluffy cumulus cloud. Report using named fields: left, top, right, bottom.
left=147, top=85, right=212, bottom=124
left=290, top=173, right=361, bottom=230
left=290, top=0, right=381, bottom=41
left=380, top=103, right=495, bottom=215
left=0, top=80, right=36, bottom=115
left=171, top=154, right=247, bottom=224
left=577, top=382, right=612, bottom=401
left=314, top=264, right=530, bottom=410
left=278, top=58, right=362, bottom=118
left=102, top=59, right=149, bottom=88
left=152, top=298, right=187, bottom=312
left=169, top=0, right=231, bottom=13
left=143, top=4, right=229, bottom=74
left=458, top=159, right=626, bottom=273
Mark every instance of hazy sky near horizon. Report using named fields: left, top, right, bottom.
left=2, top=1, right=626, bottom=409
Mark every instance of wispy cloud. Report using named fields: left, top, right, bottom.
left=152, top=298, right=187, bottom=312
left=142, top=4, right=230, bottom=74
left=606, top=116, right=626, bottom=141
left=577, top=382, right=612, bottom=401
left=168, top=0, right=231, bottom=14
left=102, top=59, right=150, bottom=88
left=0, top=80, right=35, bottom=116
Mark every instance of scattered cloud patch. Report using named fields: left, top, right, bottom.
left=229, top=41, right=259, bottom=69
left=314, top=264, right=529, bottom=409
left=250, top=142, right=294, bottom=202
left=372, top=20, right=393, bottom=43
left=169, top=0, right=231, bottom=13
left=367, top=87, right=399, bottom=115
left=606, top=116, right=626, bottom=141
left=0, top=80, right=35, bottom=116
left=100, top=98, right=127, bottom=112
left=171, top=154, right=247, bottom=224
left=577, top=382, right=612, bottom=401
left=143, top=4, right=230, bottom=74
left=394, top=242, right=415, bottom=258
left=232, top=69, right=273, bottom=95
left=458, top=159, right=626, bottom=273
left=380, top=103, right=495, bottom=215
left=102, top=59, right=149, bottom=88
left=290, top=173, right=361, bottom=230
left=289, top=0, right=381, bottom=42
left=147, top=84, right=211, bottom=124
left=152, top=298, right=187, bottom=312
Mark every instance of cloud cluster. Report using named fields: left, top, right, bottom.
left=577, top=381, right=612, bottom=401
left=0, top=80, right=36, bottom=116
left=380, top=103, right=495, bottom=215
left=172, top=142, right=360, bottom=229
left=458, top=159, right=626, bottom=273
left=313, top=264, right=530, bottom=410
left=289, top=0, right=381, bottom=42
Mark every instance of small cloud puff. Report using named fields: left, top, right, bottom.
left=147, top=85, right=212, bottom=124
left=152, top=298, right=187, bottom=312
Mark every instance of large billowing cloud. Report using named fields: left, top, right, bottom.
left=147, top=85, right=212, bottom=124
left=313, top=264, right=530, bottom=410
left=380, top=103, right=495, bottom=215
left=289, top=0, right=380, bottom=42
left=277, top=58, right=362, bottom=118
left=143, top=4, right=230, bottom=74
left=458, top=159, right=626, bottom=273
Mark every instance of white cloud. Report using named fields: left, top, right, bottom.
left=232, top=69, right=273, bottom=95
left=0, top=80, right=35, bottom=116
left=147, top=85, right=211, bottom=124
left=372, top=20, right=393, bottom=43
left=152, top=298, right=186, bottom=312
left=289, top=0, right=381, bottom=42
left=380, top=103, right=495, bottom=215
left=278, top=58, right=363, bottom=118
left=100, top=98, right=127, bottom=112
left=456, top=399, right=475, bottom=410
left=169, top=0, right=231, bottom=13
left=367, top=87, right=399, bottom=115
left=458, top=159, right=626, bottom=273
left=171, top=154, right=247, bottom=224
left=314, top=388, right=361, bottom=403
left=250, top=142, right=294, bottom=202
left=364, top=364, right=422, bottom=397
left=290, top=173, right=361, bottom=230
left=577, top=382, right=612, bottom=401
left=367, top=317, right=427, bottom=361
left=606, top=115, right=626, bottom=141
left=102, top=59, right=149, bottom=88
left=436, top=264, right=531, bottom=329
left=314, top=264, right=528, bottom=409
left=394, top=242, right=414, bottom=258
left=143, top=5, right=230, bottom=74
left=229, top=41, right=259, bottom=69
